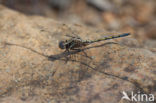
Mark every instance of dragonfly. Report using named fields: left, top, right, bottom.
left=59, top=33, right=130, bottom=51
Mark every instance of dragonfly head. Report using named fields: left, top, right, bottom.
left=59, top=41, right=66, bottom=49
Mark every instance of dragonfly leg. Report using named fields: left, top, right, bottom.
left=63, top=49, right=70, bottom=63
left=69, top=42, right=76, bottom=50
left=65, top=49, right=70, bottom=53
left=71, top=48, right=81, bottom=51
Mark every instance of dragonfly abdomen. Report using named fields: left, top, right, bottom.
left=85, top=33, right=130, bottom=44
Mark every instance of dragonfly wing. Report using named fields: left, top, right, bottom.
left=65, top=34, right=76, bottom=38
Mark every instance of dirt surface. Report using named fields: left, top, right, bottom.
left=0, top=5, right=156, bottom=103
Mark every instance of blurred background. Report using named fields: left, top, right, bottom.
left=0, top=0, right=156, bottom=43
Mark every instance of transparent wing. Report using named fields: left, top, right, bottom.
left=65, top=33, right=82, bottom=40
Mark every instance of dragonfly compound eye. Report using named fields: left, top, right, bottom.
left=59, top=41, right=65, bottom=49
